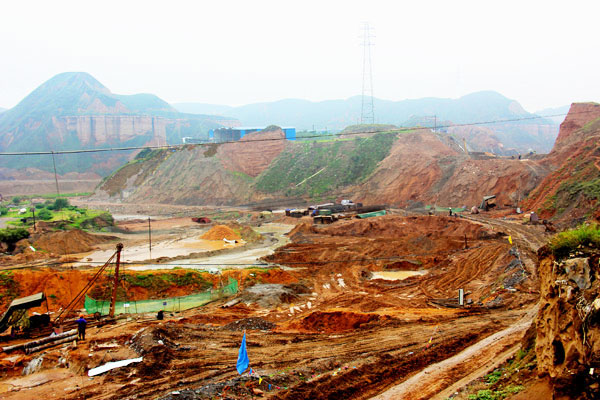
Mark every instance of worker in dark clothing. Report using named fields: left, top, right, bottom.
left=77, top=314, right=87, bottom=341
left=157, top=310, right=164, bottom=320
left=448, top=208, right=453, bottom=216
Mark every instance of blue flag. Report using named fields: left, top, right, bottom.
left=236, top=332, right=249, bottom=374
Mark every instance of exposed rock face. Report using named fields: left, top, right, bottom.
left=53, top=115, right=167, bottom=147
left=535, top=248, right=600, bottom=398
left=354, top=130, right=549, bottom=208
left=522, top=103, right=600, bottom=224
left=217, top=127, right=286, bottom=177
left=550, top=103, right=600, bottom=158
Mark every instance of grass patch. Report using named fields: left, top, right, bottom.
left=548, top=223, right=600, bottom=259
left=255, top=131, right=399, bottom=197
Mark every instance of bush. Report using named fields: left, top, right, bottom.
left=34, top=203, right=44, bottom=209
left=37, top=208, right=53, bottom=221
left=0, top=207, right=7, bottom=216
left=549, top=223, right=600, bottom=258
left=0, top=228, right=30, bottom=244
left=11, top=197, right=21, bottom=205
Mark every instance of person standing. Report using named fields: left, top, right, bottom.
left=77, top=314, right=87, bottom=341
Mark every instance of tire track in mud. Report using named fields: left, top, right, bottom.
left=371, top=306, right=537, bottom=400
left=418, top=243, right=509, bottom=299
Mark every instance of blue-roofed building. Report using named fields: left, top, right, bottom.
left=208, top=126, right=296, bottom=143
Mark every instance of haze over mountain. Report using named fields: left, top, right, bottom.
left=174, top=91, right=560, bottom=153
left=0, top=72, right=236, bottom=175
left=534, top=105, right=570, bottom=124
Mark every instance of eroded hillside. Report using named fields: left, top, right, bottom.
left=96, top=125, right=550, bottom=210
left=522, top=103, right=600, bottom=225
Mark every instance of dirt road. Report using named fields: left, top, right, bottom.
left=372, top=306, right=537, bottom=400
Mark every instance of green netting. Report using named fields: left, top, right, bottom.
left=85, top=278, right=238, bottom=316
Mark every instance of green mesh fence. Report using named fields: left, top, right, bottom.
left=85, top=278, right=238, bottom=316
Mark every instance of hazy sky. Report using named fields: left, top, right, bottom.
left=1, top=0, right=598, bottom=112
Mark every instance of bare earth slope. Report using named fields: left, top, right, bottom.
left=354, top=130, right=548, bottom=207
left=95, top=127, right=550, bottom=209
left=522, top=102, right=600, bottom=225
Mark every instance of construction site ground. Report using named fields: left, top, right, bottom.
left=0, top=205, right=550, bottom=399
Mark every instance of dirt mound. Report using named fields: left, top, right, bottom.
left=200, top=225, right=241, bottom=241
left=287, top=311, right=382, bottom=333
left=239, top=283, right=309, bottom=308
left=287, top=222, right=317, bottom=241
left=30, top=229, right=117, bottom=255
left=226, top=222, right=263, bottom=243
left=222, top=317, right=276, bottom=331
left=317, top=215, right=491, bottom=241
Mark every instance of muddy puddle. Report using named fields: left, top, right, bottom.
left=124, top=223, right=294, bottom=271
left=77, top=236, right=241, bottom=265
left=371, top=270, right=428, bottom=280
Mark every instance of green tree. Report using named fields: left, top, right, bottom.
left=53, top=198, right=69, bottom=211
left=0, top=228, right=30, bottom=245
left=37, top=208, right=52, bottom=221
left=11, top=196, right=21, bottom=205
left=0, top=207, right=7, bottom=216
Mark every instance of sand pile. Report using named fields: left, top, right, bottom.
left=31, top=229, right=117, bottom=255
left=200, top=225, right=241, bottom=241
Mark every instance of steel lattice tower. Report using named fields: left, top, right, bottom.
left=360, top=22, right=375, bottom=125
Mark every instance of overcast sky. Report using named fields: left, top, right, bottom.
left=1, top=0, right=598, bottom=112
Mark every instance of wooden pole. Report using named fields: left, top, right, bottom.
left=109, top=243, right=123, bottom=318
left=148, top=217, right=152, bottom=260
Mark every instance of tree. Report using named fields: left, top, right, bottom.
left=37, top=208, right=52, bottom=220
left=53, top=198, right=69, bottom=211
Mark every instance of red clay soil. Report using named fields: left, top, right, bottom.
left=218, top=127, right=288, bottom=177
left=522, top=103, right=600, bottom=222
left=352, top=130, right=549, bottom=208
left=0, top=214, right=544, bottom=400
left=284, top=311, right=383, bottom=333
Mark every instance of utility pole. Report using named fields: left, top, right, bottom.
left=360, top=22, right=375, bottom=125
left=30, top=206, right=36, bottom=232
left=109, top=243, right=123, bottom=318
left=434, top=115, right=437, bottom=133
left=51, top=151, right=60, bottom=197
left=148, top=217, right=152, bottom=260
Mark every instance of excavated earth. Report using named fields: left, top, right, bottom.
left=0, top=212, right=549, bottom=399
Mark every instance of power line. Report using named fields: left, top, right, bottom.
left=0, top=110, right=592, bottom=157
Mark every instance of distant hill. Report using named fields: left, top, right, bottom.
left=174, top=91, right=559, bottom=153
left=0, top=72, right=237, bottom=175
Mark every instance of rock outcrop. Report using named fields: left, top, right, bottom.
left=522, top=103, right=600, bottom=225
left=535, top=246, right=600, bottom=398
